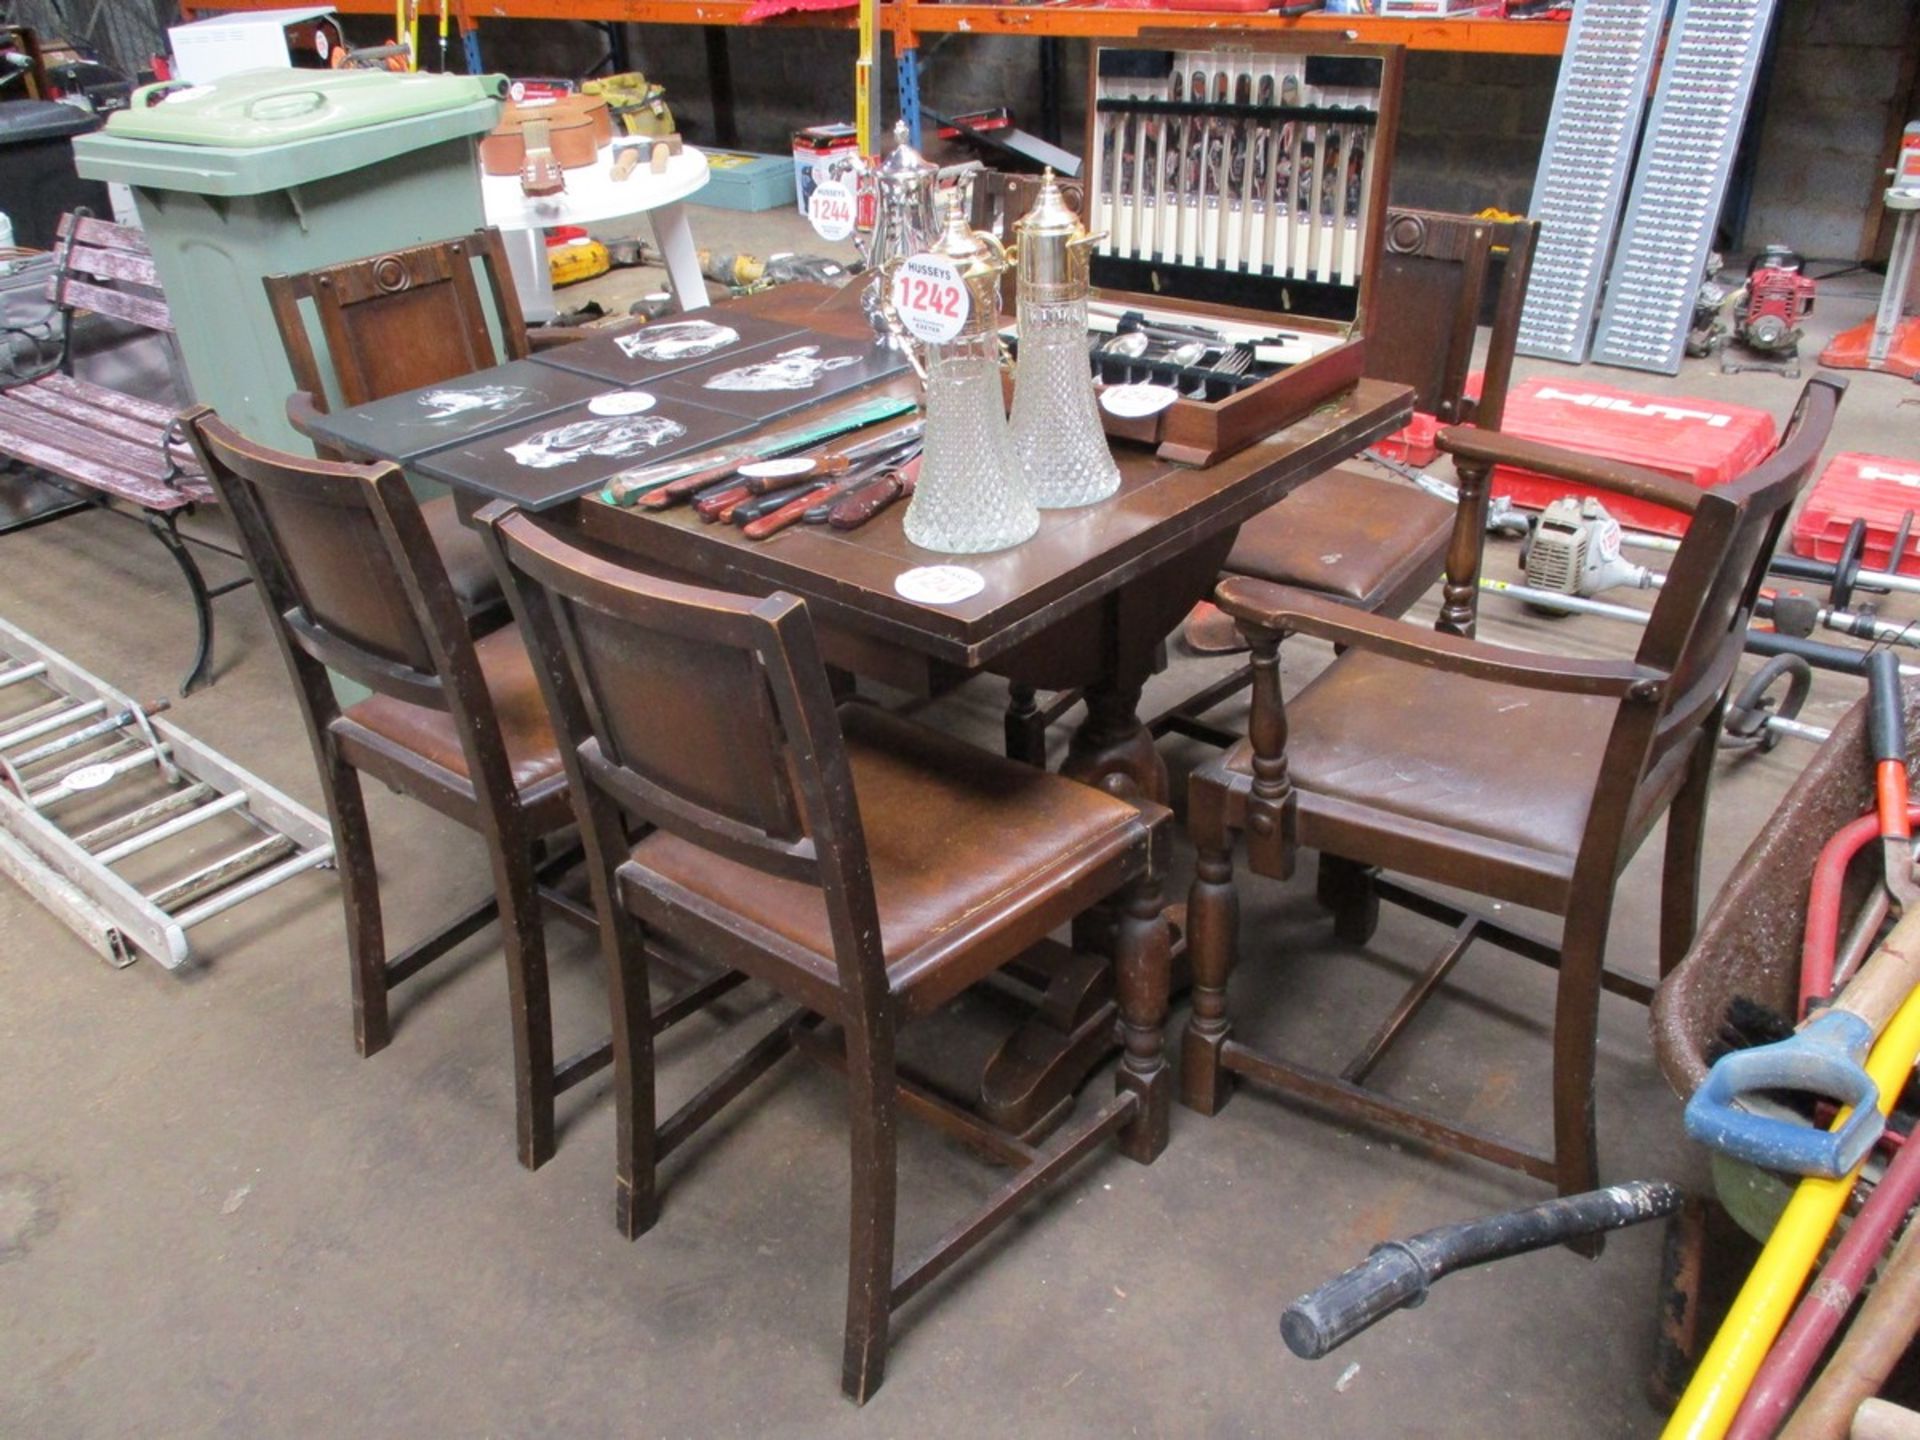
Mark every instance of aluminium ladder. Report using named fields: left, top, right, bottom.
left=0, top=618, right=332, bottom=969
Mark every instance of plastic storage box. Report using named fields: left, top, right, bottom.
left=1485, top=377, right=1778, bottom=536
left=71, top=67, right=503, bottom=451
left=1791, top=452, right=1920, bottom=577
left=0, top=100, right=110, bottom=249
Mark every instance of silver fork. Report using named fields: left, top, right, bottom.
left=1185, top=344, right=1253, bottom=398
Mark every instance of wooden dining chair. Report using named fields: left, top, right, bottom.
left=182, top=408, right=737, bottom=1171
left=1005, top=208, right=1539, bottom=760
left=262, top=227, right=621, bottom=626
left=480, top=503, right=1174, bottom=1403
left=1180, top=376, right=1843, bottom=1212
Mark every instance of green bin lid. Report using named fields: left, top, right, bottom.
left=73, top=68, right=504, bottom=195
left=108, top=68, right=503, bottom=145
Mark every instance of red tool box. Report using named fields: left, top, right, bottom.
left=1479, top=377, right=1778, bottom=536
left=1791, top=452, right=1920, bottom=577
left=1372, top=410, right=1439, bottom=467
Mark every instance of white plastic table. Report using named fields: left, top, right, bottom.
left=481, top=143, right=712, bottom=323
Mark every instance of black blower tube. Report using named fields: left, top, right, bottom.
left=1280, top=1180, right=1685, bottom=1360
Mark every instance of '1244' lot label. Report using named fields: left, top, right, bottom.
left=807, top=181, right=856, bottom=243
left=889, top=254, right=970, bottom=345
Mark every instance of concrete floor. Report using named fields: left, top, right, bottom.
left=3, top=201, right=1918, bottom=1437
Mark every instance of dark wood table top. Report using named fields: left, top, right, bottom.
left=577, top=369, right=1413, bottom=669
left=322, top=282, right=1413, bottom=670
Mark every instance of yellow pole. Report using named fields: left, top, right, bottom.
left=1661, top=985, right=1920, bottom=1440
left=855, top=0, right=879, bottom=156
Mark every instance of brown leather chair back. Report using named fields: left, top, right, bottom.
left=1467, top=215, right=1537, bottom=433
left=483, top=507, right=885, bottom=995
left=263, top=227, right=532, bottom=414
left=183, top=408, right=474, bottom=713
left=1369, top=208, right=1537, bottom=427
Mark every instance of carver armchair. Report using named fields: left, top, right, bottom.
left=1181, top=376, right=1842, bottom=1209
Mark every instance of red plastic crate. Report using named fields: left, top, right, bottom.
left=1372, top=410, right=1439, bottom=467
left=1791, top=452, right=1920, bottom=577
left=1482, top=378, right=1779, bottom=537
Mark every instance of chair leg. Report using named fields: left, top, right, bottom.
left=496, top=836, right=558, bottom=1171
left=1317, top=854, right=1380, bottom=946
left=1182, top=839, right=1239, bottom=1117
left=1659, top=733, right=1715, bottom=979
left=608, top=916, right=660, bottom=1240
left=840, top=1018, right=899, bottom=1404
left=326, top=751, right=390, bottom=1057
left=1552, top=891, right=1612, bottom=1237
left=1115, top=872, right=1174, bottom=1163
left=1004, top=681, right=1045, bottom=766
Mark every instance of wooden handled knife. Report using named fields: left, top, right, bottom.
left=827, top=456, right=921, bottom=530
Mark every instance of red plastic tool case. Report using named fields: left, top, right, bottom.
left=1791, top=452, right=1920, bottom=577
left=1483, top=378, right=1778, bottom=536
left=1373, top=410, right=1439, bottom=466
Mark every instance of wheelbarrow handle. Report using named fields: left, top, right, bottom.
left=1685, top=1010, right=1883, bottom=1177
left=1281, top=1181, right=1684, bottom=1360
left=1687, top=906, right=1920, bottom=1177
left=1842, top=902, right=1920, bottom=1034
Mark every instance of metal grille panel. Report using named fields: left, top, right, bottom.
left=1514, top=0, right=1671, bottom=364
left=1591, top=0, right=1779, bottom=374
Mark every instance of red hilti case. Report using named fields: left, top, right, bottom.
left=1791, top=452, right=1920, bottom=577
left=1480, top=377, right=1778, bottom=536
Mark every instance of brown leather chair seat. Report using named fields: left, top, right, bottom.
left=1213, top=646, right=1615, bottom=904
left=623, top=703, right=1151, bottom=1019
left=1224, top=466, right=1455, bottom=613
left=421, top=493, right=507, bottom=613
left=332, top=625, right=568, bottom=814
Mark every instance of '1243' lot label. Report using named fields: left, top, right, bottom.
left=889, top=254, right=970, bottom=345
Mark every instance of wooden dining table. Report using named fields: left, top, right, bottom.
left=309, top=283, right=1415, bottom=1141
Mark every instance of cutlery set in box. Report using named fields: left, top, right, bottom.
left=1073, top=35, right=1403, bottom=465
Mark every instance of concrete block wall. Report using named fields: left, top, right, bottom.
left=1392, top=51, right=1556, bottom=215
left=1741, top=0, right=1919, bottom=261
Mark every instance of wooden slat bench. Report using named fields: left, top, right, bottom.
left=0, top=212, right=242, bottom=694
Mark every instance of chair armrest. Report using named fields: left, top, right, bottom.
left=1213, top=576, right=1659, bottom=700
left=286, top=389, right=327, bottom=438
left=1437, top=425, right=1702, bottom=517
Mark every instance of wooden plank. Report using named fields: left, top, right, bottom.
left=56, top=213, right=151, bottom=255
left=35, top=374, right=181, bottom=431
left=0, top=398, right=174, bottom=479
left=62, top=243, right=160, bottom=291
left=9, top=381, right=177, bottom=453
left=0, top=407, right=204, bottom=510
left=51, top=277, right=173, bottom=335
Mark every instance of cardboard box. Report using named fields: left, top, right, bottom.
left=168, top=6, right=343, bottom=85
left=792, top=122, right=858, bottom=216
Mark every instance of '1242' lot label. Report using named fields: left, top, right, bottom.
left=889, top=254, right=970, bottom=345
